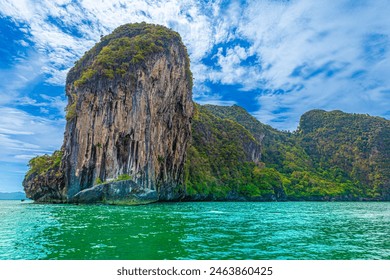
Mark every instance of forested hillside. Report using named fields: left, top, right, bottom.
left=185, top=105, right=390, bottom=201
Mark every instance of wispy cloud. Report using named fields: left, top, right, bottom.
left=0, top=50, right=44, bottom=104
left=194, top=87, right=237, bottom=107
left=0, top=107, right=65, bottom=163
left=15, top=94, right=67, bottom=117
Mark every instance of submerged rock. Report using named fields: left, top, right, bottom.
left=70, top=180, right=158, bottom=205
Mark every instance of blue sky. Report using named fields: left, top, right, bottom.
left=0, top=0, right=389, bottom=192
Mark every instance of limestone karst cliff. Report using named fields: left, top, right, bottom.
left=24, top=23, right=193, bottom=203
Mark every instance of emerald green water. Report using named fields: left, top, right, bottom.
left=0, top=201, right=389, bottom=260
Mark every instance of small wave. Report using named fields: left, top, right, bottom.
left=90, top=243, right=116, bottom=249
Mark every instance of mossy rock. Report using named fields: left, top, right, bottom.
left=69, top=22, right=192, bottom=89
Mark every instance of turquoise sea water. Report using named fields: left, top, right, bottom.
left=0, top=200, right=389, bottom=260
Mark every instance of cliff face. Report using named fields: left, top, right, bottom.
left=63, top=23, right=193, bottom=201
left=23, top=23, right=193, bottom=203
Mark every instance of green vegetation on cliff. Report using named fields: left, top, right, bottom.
left=185, top=104, right=285, bottom=200
left=25, top=151, right=63, bottom=178
left=185, top=105, right=390, bottom=201
left=297, top=110, right=390, bottom=199
left=23, top=150, right=65, bottom=203
left=65, top=93, right=77, bottom=120
left=70, top=22, right=191, bottom=89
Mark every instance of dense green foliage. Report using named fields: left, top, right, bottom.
left=70, top=22, right=191, bottom=89
left=94, top=177, right=103, bottom=185
left=115, top=174, right=132, bottom=181
left=297, top=110, right=390, bottom=199
left=25, top=151, right=63, bottom=178
left=185, top=105, right=390, bottom=201
left=203, top=105, right=312, bottom=172
left=65, top=93, right=77, bottom=121
left=94, top=174, right=133, bottom=186
left=185, top=104, right=285, bottom=200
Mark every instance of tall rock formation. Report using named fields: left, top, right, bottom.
left=24, top=23, right=193, bottom=203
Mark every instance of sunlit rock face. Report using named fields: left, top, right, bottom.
left=24, top=23, right=193, bottom=203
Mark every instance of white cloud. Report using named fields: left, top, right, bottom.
left=0, top=52, right=44, bottom=105
left=196, top=98, right=236, bottom=107
left=40, top=94, right=67, bottom=116
left=0, top=107, right=65, bottom=163
left=194, top=89, right=236, bottom=107
left=205, top=45, right=265, bottom=90
left=14, top=95, right=67, bottom=117
left=18, top=40, right=30, bottom=47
